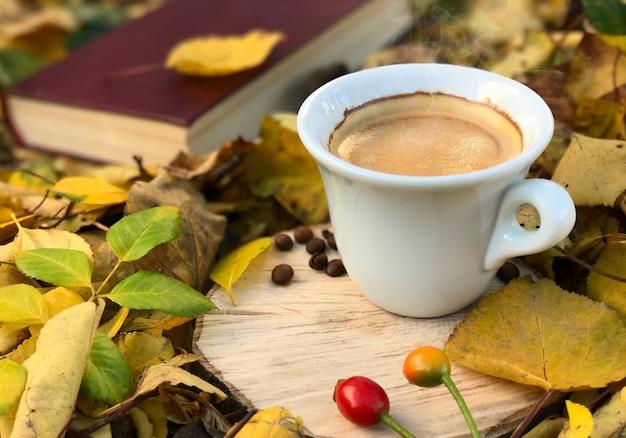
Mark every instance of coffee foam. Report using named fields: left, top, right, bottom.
left=329, top=92, right=523, bottom=177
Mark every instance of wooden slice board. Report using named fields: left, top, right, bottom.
left=193, top=225, right=546, bottom=437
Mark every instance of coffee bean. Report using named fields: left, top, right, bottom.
left=322, top=229, right=337, bottom=250
left=293, top=225, right=314, bottom=243
left=496, top=261, right=520, bottom=283
left=309, top=252, right=328, bottom=270
left=305, top=237, right=326, bottom=255
left=326, top=259, right=346, bottom=277
left=274, top=233, right=293, bottom=251
left=272, top=264, right=294, bottom=285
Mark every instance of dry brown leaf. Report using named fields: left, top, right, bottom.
left=125, top=179, right=226, bottom=292
left=133, top=354, right=227, bottom=401
left=567, top=33, right=626, bottom=102
left=445, top=276, right=626, bottom=391
left=551, top=134, right=626, bottom=206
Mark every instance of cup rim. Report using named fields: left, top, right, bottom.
left=296, top=63, right=554, bottom=188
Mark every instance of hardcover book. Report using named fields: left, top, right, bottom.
left=2, top=0, right=411, bottom=165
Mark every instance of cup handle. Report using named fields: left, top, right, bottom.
left=484, top=178, right=576, bottom=271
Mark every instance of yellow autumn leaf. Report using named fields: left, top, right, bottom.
left=590, top=386, right=626, bottom=437
left=165, top=29, right=285, bottom=76
left=226, top=406, right=305, bottom=438
left=587, top=241, right=626, bottom=320
left=129, top=399, right=168, bottom=438
left=490, top=30, right=581, bottom=78
left=244, top=114, right=329, bottom=224
left=7, top=162, right=57, bottom=192
left=12, top=219, right=94, bottom=264
left=0, top=323, right=29, bottom=355
left=120, top=309, right=192, bottom=332
left=444, top=276, right=626, bottom=391
left=0, top=283, right=48, bottom=325
left=11, top=301, right=100, bottom=438
left=43, top=287, right=85, bottom=318
left=559, top=401, right=593, bottom=438
left=99, top=306, right=129, bottom=338
left=552, top=134, right=626, bottom=206
left=572, top=98, right=626, bottom=140
left=0, top=359, right=27, bottom=416
left=115, top=331, right=175, bottom=379
left=51, top=176, right=128, bottom=206
left=599, top=34, right=626, bottom=55
left=209, top=236, right=273, bottom=305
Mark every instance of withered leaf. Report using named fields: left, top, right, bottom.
left=133, top=354, right=227, bottom=401
left=587, top=241, right=626, bottom=321
left=445, top=276, right=626, bottom=391
left=551, top=134, right=626, bottom=207
left=567, top=33, right=626, bottom=102
left=125, top=179, right=226, bottom=292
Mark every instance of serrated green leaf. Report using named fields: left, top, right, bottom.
left=107, top=271, right=215, bottom=317
left=15, top=248, right=93, bottom=289
left=0, top=284, right=49, bottom=324
left=106, top=206, right=181, bottom=262
left=80, top=332, right=131, bottom=403
left=0, top=359, right=27, bottom=416
left=209, top=237, right=273, bottom=305
left=582, top=0, right=626, bottom=35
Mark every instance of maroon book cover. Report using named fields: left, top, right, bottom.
left=5, top=0, right=369, bottom=127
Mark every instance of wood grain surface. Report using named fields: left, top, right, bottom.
left=193, top=225, right=547, bottom=437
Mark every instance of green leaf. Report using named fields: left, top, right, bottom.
left=107, top=271, right=215, bottom=317
left=15, top=248, right=93, bottom=289
left=0, top=284, right=48, bottom=324
left=0, top=359, right=27, bottom=416
left=0, top=48, right=45, bottom=88
left=582, top=0, right=626, bottom=35
left=107, top=206, right=181, bottom=262
left=80, top=332, right=131, bottom=403
left=209, top=236, right=273, bottom=305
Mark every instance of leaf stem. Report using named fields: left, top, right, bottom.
left=441, top=374, right=480, bottom=438
left=379, top=412, right=416, bottom=438
left=94, top=258, right=123, bottom=297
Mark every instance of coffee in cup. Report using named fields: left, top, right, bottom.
left=297, top=63, right=576, bottom=317
left=329, top=92, right=523, bottom=176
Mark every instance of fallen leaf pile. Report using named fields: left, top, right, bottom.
left=2, top=0, right=626, bottom=436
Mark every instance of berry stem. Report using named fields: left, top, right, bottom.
left=378, top=412, right=417, bottom=438
left=441, top=374, right=480, bottom=438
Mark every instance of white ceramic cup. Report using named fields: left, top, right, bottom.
left=297, top=63, right=576, bottom=318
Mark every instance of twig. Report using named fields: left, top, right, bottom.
left=223, top=409, right=259, bottom=438
left=552, top=245, right=626, bottom=283
left=509, top=389, right=556, bottom=438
